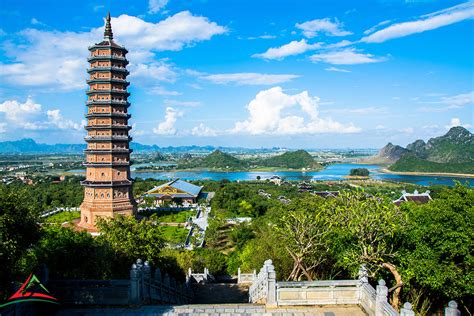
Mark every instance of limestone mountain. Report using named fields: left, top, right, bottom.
left=200, top=150, right=248, bottom=169
left=260, top=150, right=322, bottom=169
left=389, top=126, right=474, bottom=174
left=368, top=143, right=409, bottom=164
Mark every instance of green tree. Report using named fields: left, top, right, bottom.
left=400, top=183, right=473, bottom=313
left=0, top=185, right=41, bottom=299
left=332, top=191, right=405, bottom=309
left=96, top=214, right=165, bottom=265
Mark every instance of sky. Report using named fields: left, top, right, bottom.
left=0, top=0, right=473, bottom=148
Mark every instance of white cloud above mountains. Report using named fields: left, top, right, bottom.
left=232, top=87, right=360, bottom=135
left=0, top=97, right=83, bottom=131
left=153, top=107, right=183, bottom=135
left=148, top=0, right=169, bottom=14
left=296, top=18, right=352, bottom=37
left=0, top=11, right=227, bottom=91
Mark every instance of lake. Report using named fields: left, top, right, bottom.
left=67, top=163, right=474, bottom=187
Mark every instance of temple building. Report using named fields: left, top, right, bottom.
left=144, top=179, right=203, bottom=206
left=393, top=190, right=432, bottom=206
left=79, top=13, right=136, bottom=229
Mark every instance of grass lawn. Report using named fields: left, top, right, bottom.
left=45, top=211, right=81, bottom=223
left=156, top=210, right=194, bottom=223
left=160, top=225, right=189, bottom=244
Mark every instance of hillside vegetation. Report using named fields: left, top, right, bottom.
left=367, top=126, right=474, bottom=174
left=260, top=150, right=322, bottom=170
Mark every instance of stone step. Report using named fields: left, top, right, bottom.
left=54, top=304, right=366, bottom=316
left=192, top=283, right=250, bottom=304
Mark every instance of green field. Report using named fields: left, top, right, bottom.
left=160, top=225, right=189, bottom=244
left=45, top=211, right=81, bottom=223
left=155, top=210, right=195, bottom=223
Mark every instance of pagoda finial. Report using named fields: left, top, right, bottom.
left=104, top=11, right=113, bottom=40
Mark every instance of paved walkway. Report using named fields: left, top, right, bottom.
left=55, top=304, right=367, bottom=316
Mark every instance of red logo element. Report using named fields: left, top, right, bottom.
left=1, top=273, right=59, bottom=308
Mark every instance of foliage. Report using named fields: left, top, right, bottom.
left=260, top=150, right=322, bottom=170
left=389, top=153, right=474, bottom=174
left=45, top=211, right=81, bottom=223
left=349, top=168, right=370, bottom=177
left=96, top=214, right=165, bottom=265
left=0, top=185, right=41, bottom=299
left=399, top=183, right=474, bottom=312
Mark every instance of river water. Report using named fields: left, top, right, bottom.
left=129, top=164, right=473, bottom=187
left=67, top=163, right=473, bottom=187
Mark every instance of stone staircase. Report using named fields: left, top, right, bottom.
left=192, top=283, right=250, bottom=304
left=55, top=304, right=366, bottom=315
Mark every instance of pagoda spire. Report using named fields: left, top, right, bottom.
left=104, top=11, right=113, bottom=40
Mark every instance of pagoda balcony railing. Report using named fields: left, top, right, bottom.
left=87, top=66, right=129, bottom=74
left=86, top=89, right=130, bottom=96
left=88, top=45, right=128, bottom=54
left=88, top=55, right=127, bottom=62
left=84, top=135, right=132, bottom=142
left=84, top=148, right=133, bottom=154
left=86, top=99, right=129, bottom=105
left=85, top=113, right=131, bottom=119
left=86, top=78, right=129, bottom=85
left=84, top=124, right=131, bottom=130
left=83, top=161, right=131, bottom=167
left=80, top=180, right=133, bottom=187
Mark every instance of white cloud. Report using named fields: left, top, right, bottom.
left=148, top=0, right=169, bottom=14
left=129, top=61, right=177, bottom=83
left=325, top=66, right=351, bottom=73
left=252, top=39, right=322, bottom=60
left=200, top=72, right=300, bottom=85
left=0, top=97, right=83, bottom=131
left=296, top=18, right=352, bottom=38
left=47, top=109, right=83, bottom=130
left=440, top=91, right=474, bottom=108
left=232, top=86, right=360, bottom=135
left=0, top=97, right=42, bottom=126
left=310, top=48, right=385, bottom=65
left=148, top=86, right=181, bottom=96
left=246, top=35, right=277, bottom=40
left=0, top=123, right=6, bottom=133
left=153, top=107, right=183, bottom=135
left=361, top=2, right=474, bottom=43
left=445, top=117, right=473, bottom=129
left=322, top=106, right=388, bottom=115
left=363, top=20, right=391, bottom=35
left=0, top=12, right=227, bottom=90
left=191, top=123, right=218, bottom=137
left=164, top=99, right=201, bottom=107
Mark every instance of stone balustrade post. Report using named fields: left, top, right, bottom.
left=375, top=279, right=389, bottom=316
left=445, top=301, right=461, bottom=316
left=129, top=263, right=141, bottom=305
left=238, top=267, right=241, bottom=283
left=400, top=302, right=415, bottom=316
left=253, top=269, right=257, bottom=281
left=142, top=261, right=151, bottom=303
left=358, top=264, right=368, bottom=284
left=265, top=260, right=277, bottom=308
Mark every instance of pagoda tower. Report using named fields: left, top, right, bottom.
left=79, top=12, right=136, bottom=229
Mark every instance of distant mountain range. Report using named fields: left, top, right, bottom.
left=368, top=126, right=474, bottom=174
left=0, top=138, right=268, bottom=154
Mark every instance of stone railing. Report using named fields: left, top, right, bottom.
left=187, top=267, right=215, bottom=284
left=48, top=259, right=192, bottom=306
left=249, top=260, right=462, bottom=316
left=248, top=259, right=277, bottom=307
left=237, top=267, right=256, bottom=284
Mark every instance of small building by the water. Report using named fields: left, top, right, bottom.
left=144, top=179, right=203, bottom=206
left=312, top=191, right=340, bottom=198
left=393, top=190, right=432, bottom=206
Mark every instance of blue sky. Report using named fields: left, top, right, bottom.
left=0, top=0, right=472, bottom=148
